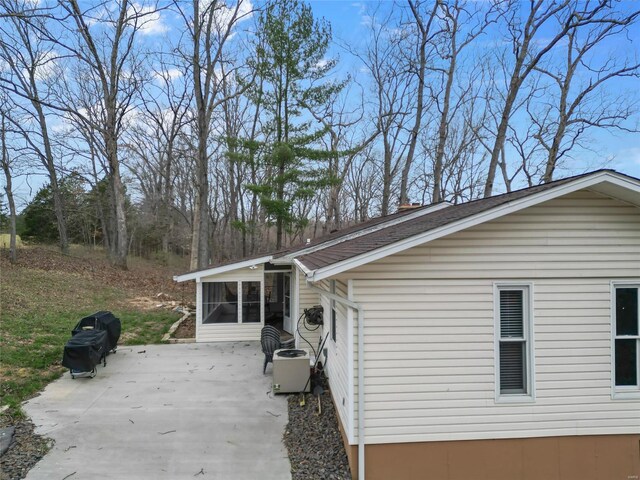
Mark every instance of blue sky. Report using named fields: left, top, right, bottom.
left=2, top=0, right=640, bottom=210
left=313, top=0, right=640, bottom=179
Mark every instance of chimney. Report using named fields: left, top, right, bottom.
left=397, top=202, right=422, bottom=213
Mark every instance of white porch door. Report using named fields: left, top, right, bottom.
left=283, top=273, right=293, bottom=333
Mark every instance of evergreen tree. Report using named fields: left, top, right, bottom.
left=246, top=0, right=344, bottom=249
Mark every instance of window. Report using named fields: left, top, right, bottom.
left=202, top=281, right=262, bottom=324
left=330, top=280, right=337, bottom=343
left=203, top=282, right=238, bottom=324
left=613, top=284, right=639, bottom=395
left=495, top=284, right=534, bottom=401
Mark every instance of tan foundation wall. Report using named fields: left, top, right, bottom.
left=337, top=434, right=640, bottom=480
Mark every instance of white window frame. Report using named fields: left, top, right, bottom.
left=611, top=281, right=640, bottom=400
left=200, top=279, right=264, bottom=325
left=494, top=282, right=535, bottom=403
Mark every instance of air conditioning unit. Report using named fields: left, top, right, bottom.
left=272, top=349, right=310, bottom=393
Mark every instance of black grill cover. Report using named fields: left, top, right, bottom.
left=62, top=330, right=107, bottom=372
left=72, top=311, right=121, bottom=351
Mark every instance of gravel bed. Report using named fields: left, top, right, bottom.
left=283, top=380, right=351, bottom=480
left=0, top=415, right=51, bottom=480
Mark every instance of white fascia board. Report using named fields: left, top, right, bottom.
left=308, top=171, right=639, bottom=281
left=173, top=255, right=273, bottom=282
left=293, top=258, right=313, bottom=277
left=274, top=202, right=452, bottom=263
left=589, top=175, right=640, bottom=206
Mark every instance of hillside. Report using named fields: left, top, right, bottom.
left=0, top=245, right=194, bottom=414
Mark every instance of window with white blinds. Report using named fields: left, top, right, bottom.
left=495, top=284, right=534, bottom=401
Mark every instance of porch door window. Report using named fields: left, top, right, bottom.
left=283, top=274, right=291, bottom=319
left=242, top=281, right=261, bottom=323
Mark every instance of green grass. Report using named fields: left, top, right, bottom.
left=0, top=310, right=178, bottom=415
left=0, top=247, right=181, bottom=417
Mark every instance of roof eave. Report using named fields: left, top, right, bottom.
left=302, top=171, right=640, bottom=282
left=173, top=255, right=273, bottom=282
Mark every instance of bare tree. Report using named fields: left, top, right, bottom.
left=0, top=0, right=70, bottom=253
left=0, top=101, right=17, bottom=262
left=426, top=0, right=495, bottom=202
left=353, top=5, right=414, bottom=215
left=535, top=11, right=640, bottom=182
left=174, top=0, right=253, bottom=269
left=125, top=60, right=192, bottom=254
left=482, top=0, right=627, bottom=196
left=12, top=0, right=160, bottom=267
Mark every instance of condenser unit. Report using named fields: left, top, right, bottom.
left=272, top=348, right=311, bottom=393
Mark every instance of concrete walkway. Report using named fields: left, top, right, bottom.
left=24, top=343, right=291, bottom=480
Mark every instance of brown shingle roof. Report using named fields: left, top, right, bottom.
left=273, top=201, right=447, bottom=258
left=295, top=171, right=610, bottom=271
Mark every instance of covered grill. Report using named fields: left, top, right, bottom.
left=62, top=330, right=108, bottom=378
left=72, top=311, right=121, bottom=353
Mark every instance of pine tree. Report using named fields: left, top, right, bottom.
left=244, top=0, right=344, bottom=250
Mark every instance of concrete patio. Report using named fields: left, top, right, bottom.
left=24, top=342, right=291, bottom=480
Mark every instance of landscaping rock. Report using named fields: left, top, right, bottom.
left=0, top=416, right=51, bottom=480
left=283, top=377, right=351, bottom=480
left=0, top=427, right=15, bottom=456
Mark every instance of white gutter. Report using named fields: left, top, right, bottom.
left=304, top=281, right=366, bottom=480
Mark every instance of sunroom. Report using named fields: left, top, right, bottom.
left=174, top=257, right=300, bottom=343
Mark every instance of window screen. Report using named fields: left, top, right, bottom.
left=202, top=282, right=238, bottom=324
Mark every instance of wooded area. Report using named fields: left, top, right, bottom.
left=1, top=0, right=638, bottom=269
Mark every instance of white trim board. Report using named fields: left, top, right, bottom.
left=173, top=255, right=273, bottom=282
left=304, top=172, right=640, bottom=282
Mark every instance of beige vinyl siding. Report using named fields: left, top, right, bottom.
left=297, top=267, right=322, bottom=353
left=322, top=280, right=352, bottom=438
left=349, top=190, right=640, bottom=280
left=197, top=267, right=264, bottom=342
left=347, top=190, right=640, bottom=444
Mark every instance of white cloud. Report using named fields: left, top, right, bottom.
left=128, top=3, right=169, bottom=36
left=154, top=68, right=183, bottom=83
left=31, top=50, right=59, bottom=82
left=210, top=0, right=254, bottom=29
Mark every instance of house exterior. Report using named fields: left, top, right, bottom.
left=174, top=170, right=640, bottom=480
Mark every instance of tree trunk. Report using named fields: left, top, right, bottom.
left=381, top=135, right=392, bottom=216
left=483, top=71, right=523, bottom=197
left=105, top=128, right=128, bottom=269
left=190, top=137, right=210, bottom=270
left=402, top=0, right=436, bottom=205
left=1, top=123, right=17, bottom=263
left=433, top=30, right=457, bottom=203
left=33, top=89, right=69, bottom=253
